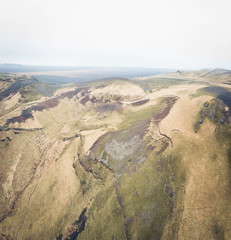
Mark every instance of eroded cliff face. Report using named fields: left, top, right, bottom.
left=1, top=73, right=231, bottom=240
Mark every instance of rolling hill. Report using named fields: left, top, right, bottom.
left=1, top=70, right=231, bottom=240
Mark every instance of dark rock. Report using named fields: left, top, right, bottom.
left=56, top=234, right=63, bottom=240
left=218, top=118, right=225, bottom=125
left=199, top=118, right=204, bottom=124
left=158, top=158, right=164, bottom=168
left=64, top=208, right=87, bottom=240
left=80, top=96, right=90, bottom=105
left=164, top=184, right=174, bottom=198
left=203, top=102, right=209, bottom=108
left=0, top=137, right=13, bottom=142
left=131, top=99, right=150, bottom=106
left=63, top=134, right=79, bottom=141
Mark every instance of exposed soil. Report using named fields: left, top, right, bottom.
left=152, top=97, right=178, bottom=149
left=154, top=97, right=178, bottom=123
left=157, top=123, right=173, bottom=148
left=131, top=99, right=149, bottom=106
left=0, top=127, right=43, bottom=132
left=89, top=132, right=111, bottom=155
left=60, top=88, right=87, bottom=99
left=0, top=146, right=44, bottom=225
left=63, top=134, right=79, bottom=142
left=80, top=96, right=90, bottom=105
left=63, top=208, right=87, bottom=240
left=194, top=98, right=230, bottom=133
left=0, top=76, right=58, bottom=103
left=95, top=103, right=123, bottom=113
left=0, top=79, right=34, bottom=101
left=15, top=172, right=42, bottom=240
left=5, top=97, right=59, bottom=125
left=5, top=88, right=88, bottom=126
left=203, top=86, right=231, bottom=111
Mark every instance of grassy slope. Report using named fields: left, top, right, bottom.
left=1, top=75, right=231, bottom=239
left=76, top=97, right=186, bottom=240
left=160, top=93, right=231, bottom=239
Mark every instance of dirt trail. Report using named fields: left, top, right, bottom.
left=15, top=171, right=43, bottom=240
left=14, top=138, right=57, bottom=240
left=14, top=147, right=48, bottom=239
left=156, top=122, right=173, bottom=148
left=152, top=97, right=178, bottom=148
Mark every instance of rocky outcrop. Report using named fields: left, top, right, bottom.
left=194, top=99, right=229, bottom=133
left=56, top=208, right=87, bottom=240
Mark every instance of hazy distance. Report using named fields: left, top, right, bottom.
left=0, top=0, right=231, bottom=69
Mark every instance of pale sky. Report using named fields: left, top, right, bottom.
left=0, top=0, right=231, bottom=69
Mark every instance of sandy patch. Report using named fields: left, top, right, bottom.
left=4, top=93, right=21, bottom=110
left=160, top=95, right=213, bottom=139
left=54, top=87, right=77, bottom=96
left=176, top=120, right=231, bottom=239
left=158, top=84, right=212, bottom=138
left=2, top=153, right=21, bottom=198
left=59, top=124, right=71, bottom=134
left=148, top=84, right=202, bottom=99
left=11, top=113, right=43, bottom=129
left=90, top=82, right=144, bottom=96
left=160, top=84, right=231, bottom=238
left=80, top=129, right=108, bottom=153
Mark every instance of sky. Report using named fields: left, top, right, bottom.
left=0, top=0, right=231, bottom=69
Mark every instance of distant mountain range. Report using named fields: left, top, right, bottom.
left=0, top=64, right=176, bottom=84
left=200, top=68, right=231, bottom=79
left=1, top=64, right=231, bottom=84
left=0, top=64, right=174, bottom=75
left=173, top=68, right=231, bottom=84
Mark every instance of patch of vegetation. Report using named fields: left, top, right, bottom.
left=190, top=87, right=217, bottom=99
left=0, top=74, right=57, bottom=104
left=133, top=77, right=191, bottom=91
left=0, top=130, right=47, bottom=228
left=209, top=112, right=231, bottom=192
left=20, top=85, right=42, bottom=102
left=118, top=100, right=165, bottom=131
left=72, top=137, right=126, bottom=240
left=118, top=147, right=185, bottom=239
left=194, top=99, right=228, bottom=133
left=95, top=134, right=111, bottom=157
left=72, top=95, right=184, bottom=239
left=78, top=184, right=126, bottom=240
left=79, top=124, right=107, bottom=131
left=81, top=78, right=133, bottom=88
left=212, top=224, right=225, bottom=240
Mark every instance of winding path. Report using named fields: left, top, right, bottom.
left=15, top=135, right=50, bottom=239
left=15, top=173, right=42, bottom=240
left=157, top=122, right=173, bottom=148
